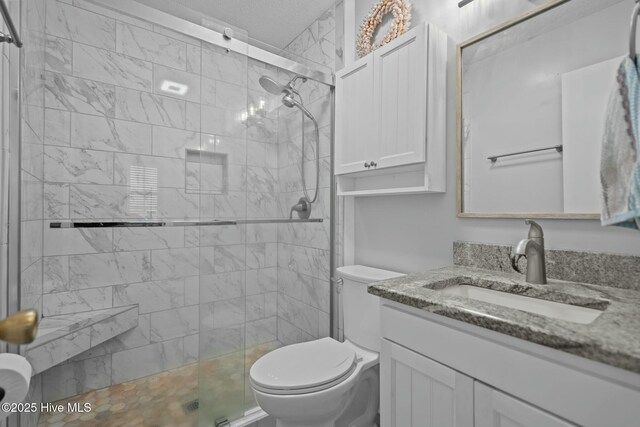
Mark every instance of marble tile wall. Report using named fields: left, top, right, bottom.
left=281, top=6, right=338, bottom=71
left=274, top=6, right=337, bottom=345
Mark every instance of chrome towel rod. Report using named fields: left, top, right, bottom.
left=488, top=145, right=563, bottom=163
left=0, top=0, right=22, bottom=47
left=50, top=218, right=324, bottom=228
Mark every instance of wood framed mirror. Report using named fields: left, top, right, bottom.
left=456, top=0, right=629, bottom=219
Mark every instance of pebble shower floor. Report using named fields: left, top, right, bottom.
left=38, top=343, right=277, bottom=427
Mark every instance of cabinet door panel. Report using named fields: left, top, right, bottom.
left=335, top=55, right=375, bottom=175
left=474, top=382, right=577, bottom=427
left=374, top=25, right=427, bottom=169
left=381, top=339, right=473, bottom=427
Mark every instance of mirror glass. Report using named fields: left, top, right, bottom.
left=459, top=0, right=633, bottom=217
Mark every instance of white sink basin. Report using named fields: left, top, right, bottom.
left=437, top=285, right=603, bottom=324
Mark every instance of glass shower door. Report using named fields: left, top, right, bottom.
left=196, top=29, right=251, bottom=427
left=195, top=50, right=335, bottom=425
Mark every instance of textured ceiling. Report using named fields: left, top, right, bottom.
left=135, top=0, right=336, bottom=49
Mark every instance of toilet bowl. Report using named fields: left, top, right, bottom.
left=249, top=265, right=405, bottom=427
left=251, top=338, right=379, bottom=427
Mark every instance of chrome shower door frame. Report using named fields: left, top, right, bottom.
left=86, top=0, right=334, bottom=87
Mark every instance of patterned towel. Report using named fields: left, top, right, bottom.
left=600, top=57, right=640, bottom=230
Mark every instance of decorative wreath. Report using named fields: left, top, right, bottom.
left=357, top=0, right=412, bottom=58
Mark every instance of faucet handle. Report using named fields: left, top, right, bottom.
left=525, top=219, right=544, bottom=239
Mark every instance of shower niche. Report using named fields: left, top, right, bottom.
left=185, top=148, right=229, bottom=195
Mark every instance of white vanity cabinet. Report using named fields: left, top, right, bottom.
left=474, top=383, right=577, bottom=427
left=380, top=339, right=473, bottom=427
left=335, top=23, right=447, bottom=196
left=379, top=302, right=640, bottom=427
left=381, top=341, right=577, bottom=427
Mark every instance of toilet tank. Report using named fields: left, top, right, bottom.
left=337, top=265, right=405, bottom=352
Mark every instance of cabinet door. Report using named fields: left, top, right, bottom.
left=475, top=382, right=577, bottom=427
left=373, top=24, right=427, bottom=169
left=335, top=55, right=376, bottom=175
left=380, top=339, right=473, bottom=427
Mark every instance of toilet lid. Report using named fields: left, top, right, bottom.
left=250, top=338, right=357, bottom=393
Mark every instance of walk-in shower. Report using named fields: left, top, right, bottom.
left=259, top=75, right=321, bottom=219
left=4, top=0, right=337, bottom=426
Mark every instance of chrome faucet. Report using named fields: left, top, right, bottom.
left=511, top=220, right=547, bottom=285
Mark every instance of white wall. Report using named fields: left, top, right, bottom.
left=349, top=0, right=640, bottom=274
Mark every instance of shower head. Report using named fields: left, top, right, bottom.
left=259, top=76, right=286, bottom=95
left=259, top=75, right=314, bottom=120
left=259, top=75, right=309, bottom=96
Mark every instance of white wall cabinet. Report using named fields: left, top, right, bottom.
left=380, top=302, right=640, bottom=427
left=374, top=25, right=428, bottom=169
left=380, top=339, right=473, bottom=427
left=335, top=23, right=448, bottom=196
left=335, top=55, right=375, bottom=175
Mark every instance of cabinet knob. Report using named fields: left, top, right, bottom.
left=364, top=162, right=371, bottom=168
left=370, top=161, right=377, bottom=168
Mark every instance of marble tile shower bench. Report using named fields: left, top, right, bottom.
left=24, top=306, right=139, bottom=375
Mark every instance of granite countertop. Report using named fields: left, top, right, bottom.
left=369, top=266, right=640, bottom=374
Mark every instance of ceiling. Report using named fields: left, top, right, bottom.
left=135, top=0, right=336, bottom=49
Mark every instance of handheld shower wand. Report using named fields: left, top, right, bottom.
left=259, top=75, right=321, bottom=210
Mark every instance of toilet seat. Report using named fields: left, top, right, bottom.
left=250, top=338, right=358, bottom=395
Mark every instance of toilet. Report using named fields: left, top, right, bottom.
left=249, top=265, right=405, bottom=427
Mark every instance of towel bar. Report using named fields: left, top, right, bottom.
left=488, top=145, right=563, bottom=163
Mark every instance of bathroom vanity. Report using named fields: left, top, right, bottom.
left=370, top=247, right=640, bottom=427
